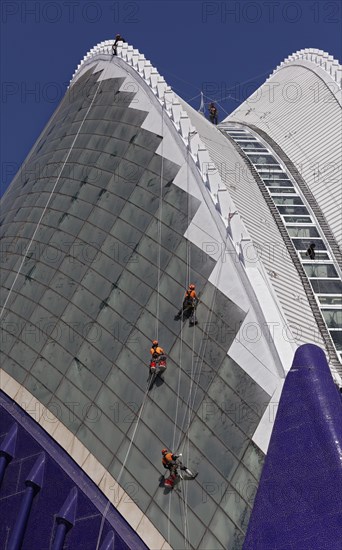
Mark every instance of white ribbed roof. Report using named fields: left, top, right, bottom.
left=270, top=48, right=341, bottom=88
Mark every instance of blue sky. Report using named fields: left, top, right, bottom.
left=1, top=0, right=341, bottom=196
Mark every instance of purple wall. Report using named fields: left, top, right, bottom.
left=0, top=391, right=148, bottom=550
left=243, top=344, right=342, bottom=549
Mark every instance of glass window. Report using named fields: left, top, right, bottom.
left=311, top=280, right=342, bottom=294
left=322, top=310, right=342, bottom=329
left=288, top=227, right=320, bottom=238
left=317, top=295, right=342, bottom=306
left=236, top=141, right=264, bottom=148
left=248, top=154, right=279, bottom=165
left=133, top=128, right=162, bottom=152
left=88, top=207, right=116, bottom=233
left=300, top=250, right=330, bottom=260
left=330, top=330, right=342, bottom=351
left=292, top=238, right=326, bottom=251
left=188, top=415, right=239, bottom=479
left=227, top=131, right=249, bottom=137
left=273, top=196, right=304, bottom=205
left=284, top=216, right=312, bottom=223
left=304, top=264, right=338, bottom=278
left=119, top=202, right=152, bottom=232
left=220, top=488, right=252, bottom=532
left=268, top=187, right=296, bottom=194
left=260, top=173, right=289, bottom=181
left=209, top=507, right=242, bottom=548
left=277, top=206, right=309, bottom=215
left=65, top=359, right=102, bottom=400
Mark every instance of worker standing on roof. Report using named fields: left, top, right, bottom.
left=208, top=103, right=218, bottom=125
left=112, top=34, right=125, bottom=56
left=174, top=284, right=198, bottom=326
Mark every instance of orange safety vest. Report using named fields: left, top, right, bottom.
left=184, top=289, right=197, bottom=300
left=150, top=346, right=164, bottom=356
left=162, top=452, right=174, bottom=467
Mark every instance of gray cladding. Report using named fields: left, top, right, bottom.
left=0, top=67, right=270, bottom=549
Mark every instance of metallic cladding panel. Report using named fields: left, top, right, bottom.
left=243, top=344, right=342, bottom=549
left=228, top=64, right=342, bottom=250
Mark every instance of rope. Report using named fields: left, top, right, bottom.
left=176, top=233, right=227, bottom=452
left=0, top=63, right=112, bottom=322
left=97, top=75, right=166, bottom=550
left=180, top=142, right=194, bottom=550
left=155, top=108, right=165, bottom=341
left=95, top=381, right=151, bottom=550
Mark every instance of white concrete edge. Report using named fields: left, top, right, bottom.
left=252, top=380, right=285, bottom=454
left=0, top=368, right=168, bottom=550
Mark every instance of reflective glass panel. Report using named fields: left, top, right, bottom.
left=304, top=264, right=338, bottom=278
left=317, top=295, right=342, bottom=306
left=248, top=154, right=278, bottom=164
left=283, top=216, right=312, bottom=223
left=311, top=280, right=342, bottom=294
left=322, top=310, right=342, bottom=329
left=300, top=251, right=330, bottom=260
left=288, top=227, right=320, bottom=238
left=277, top=206, right=309, bottom=215
left=259, top=173, right=288, bottom=181
left=330, top=330, right=342, bottom=350
left=292, top=238, right=326, bottom=250
left=273, top=196, right=304, bottom=205
left=268, top=187, right=296, bottom=194
left=236, top=141, right=265, bottom=149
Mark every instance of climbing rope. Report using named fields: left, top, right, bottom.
left=155, top=107, right=165, bottom=342
left=97, top=77, right=167, bottom=548
left=0, top=59, right=113, bottom=322
left=95, top=380, right=151, bottom=550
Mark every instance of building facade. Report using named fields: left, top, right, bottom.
left=0, top=42, right=341, bottom=549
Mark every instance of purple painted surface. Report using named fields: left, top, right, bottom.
left=243, top=344, right=342, bottom=549
left=0, top=392, right=148, bottom=550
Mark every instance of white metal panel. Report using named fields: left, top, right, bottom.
left=227, top=62, right=342, bottom=248
left=177, top=100, right=325, bottom=353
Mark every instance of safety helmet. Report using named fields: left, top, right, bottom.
left=152, top=340, right=158, bottom=346
left=189, top=284, right=195, bottom=290
left=116, top=34, right=121, bottom=38
left=162, top=449, right=168, bottom=455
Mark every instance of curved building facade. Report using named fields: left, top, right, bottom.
left=0, top=42, right=341, bottom=549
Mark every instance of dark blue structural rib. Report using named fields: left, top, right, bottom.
left=8, top=453, right=45, bottom=550
left=243, top=344, right=342, bottom=549
left=0, top=391, right=148, bottom=550
left=52, top=487, right=78, bottom=550
left=0, top=423, right=17, bottom=486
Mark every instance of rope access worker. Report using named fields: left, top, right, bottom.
left=174, top=284, right=198, bottom=325
left=112, top=34, right=126, bottom=56
left=162, top=449, right=180, bottom=474
left=150, top=340, right=166, bottom=371
left=162, top=449, right=198, bottom=488
left=208, top=102, right=218, bottom=125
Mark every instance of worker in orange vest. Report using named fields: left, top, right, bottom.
left=162, top=449, right=198, bottom=488
left=174, top=284, right=198, bottom=325
left=150, top=340, right=167, bottom=372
